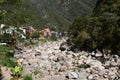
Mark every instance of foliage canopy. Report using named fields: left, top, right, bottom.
left=68, top=0, right=120, bottom=54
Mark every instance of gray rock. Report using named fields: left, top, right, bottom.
left=77, top=60, right=84, bottom=66
left=95, top=51, right=102, bottom=57
left=104, top=61, right=111, bottom=67
left=77, top=68, right=87, bottom=80
left=26, top=49, right=33, bottom=53
left=35, top=48, right=41, bottom=53
left=22, top=60, right=28, bottom=65
left=57, top=55, right=66, bottom=62
left=91, top=52, right=95, bottom=56
left=104, top=54, right=110, bottom=59
left=22, top=68, right=32, bottom=76
left=110, top=61, right=117, bottom=66
left=88, top=60, right=104, bottom=71
left=51, top=57, right=58, bottom=62
left=67, top=72, right=78, bottom=79
left=117, top=59, right=120, bottom=66
left=88, top=74, right=100, bottom=80
left=66, top=51, right=74, bottom=55
left=31, top=63, right=39, bottom=68
left=88, top=60, right=102, bottom=67
left=99, top=69, right=109, bottom=76
left=28, top=58, right=39, bottom=64
left=14, top=54, right=21, bottom=58
left=40, top=54, right=48, bottom=60
left=36, top=75, right=66, bottom=80
left=54, top=45, right=59, bottom=50
left=108, top=68, right=117, bottom=77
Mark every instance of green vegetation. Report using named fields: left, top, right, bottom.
left=68, top=0, right=120, bottom=55
left=31, top=32, right=40, bottom=39
left=0, top=45, right=22, bottom=79
left=0, top=45, right=15, bottom=64
left=31, top=40, right=39, bottom=45
left=11, top=66, right=22, bottom=78
left=67, top=0, right=97, bottom=20
left=26, top=32, right=30, bottom=39
left=23, top=75, right=33, bottom=80
left=2, top=57, right=17, bottom=67
left=0, top=33, right=16, bottom=45
left=39, top=38, right=47, bottom=42
left=48, top=36, right=58, bottom=41
left=25, top=0, right=98, bottom=30
left=0, top=0, right=98, bottom=30
left=0, top=0, right=42, bottom=27
left=23, top=41, right=31, bottom=47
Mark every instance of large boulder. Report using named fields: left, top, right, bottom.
left=77, top=68, right=88, bottom=80
left=88, top=60, right=102, bottom=67
left=66, top=72, right=78, bottom=79
left=88, top=60, right=104, bottom=70
left=95, top=51, right=103, bottom=57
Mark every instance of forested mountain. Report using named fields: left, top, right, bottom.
left=28, top=0, right=98, bottom=30
left=68, top=0, right=120, bottom=54
left=0, top=0, right=43, bottom=27
left=0, top=0, right=98, bottom=31
left=94, top=0, right=120, bottom=16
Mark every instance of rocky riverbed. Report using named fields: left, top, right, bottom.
left=12, top=38, right=120, bottom=80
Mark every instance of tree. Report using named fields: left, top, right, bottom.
left=68, top=11, right=120, bottom=54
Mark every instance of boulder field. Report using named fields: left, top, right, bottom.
left=13, top=38, right=120, bottom=80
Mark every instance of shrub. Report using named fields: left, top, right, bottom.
left=68, top=14, right=120, bottom=54
left=11, top=66, right=22, bottom=78
left=0, top=45, right=14, bottom=65
left=31, top=40, right=39, bottom=45
left=48, top=36, right=58, bottom=41
left=0, top=33, right=16, bottom=45
left=23, top=41, right=31, bottom=47
left=0, top=46, right=16, bottom=67
left=23, top=75, right=33, bottom=80
left=26, top=32, right=30, bottom=39
left=31, top=32, right=40, bottom=39
left=2, top=57, right=17, bottom=67
left=39, top=38, right=47, bottom=42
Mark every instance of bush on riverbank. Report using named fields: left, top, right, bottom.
left=68, top=0, right=120, bottom=55
left=68, top=14, right=120, bottom=54
left=0, top=45, right=18, bottom=67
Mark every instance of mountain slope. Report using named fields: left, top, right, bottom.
left=0, top=0, right=98, bottom=31
left=28, top=0, right=98, bottom=31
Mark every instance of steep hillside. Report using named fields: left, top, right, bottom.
left=28, top=0, right=98, bottom=31
left=0, top=0, right=43, bottom=27
left=68, top=0, right=120, bottom=54
left=0, top=0, right=98, bottom=31
left=94, top=0, right=120, bottom=16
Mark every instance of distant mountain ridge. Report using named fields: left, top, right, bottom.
left=0, top=0, right=98, bottom=31
left=28, top=0, right=98, bottom=31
